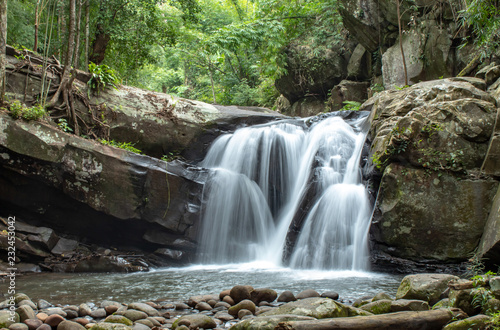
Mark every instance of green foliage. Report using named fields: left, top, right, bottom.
left=161, top=152, right=178, bottom=162
left=87, top=62, right=120, bottom=94
left=99, top=139, right=142, bottom=154
left=57, top=118, right=73, bottom=132
left=7, top=100, right=47, bottom=121
left=340, top=101, right=362, bottom=111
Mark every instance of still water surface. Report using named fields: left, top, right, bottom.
left=14, top=263, right=403, bottom=305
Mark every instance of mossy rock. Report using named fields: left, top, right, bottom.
left=259, top=298, right=348, bottom=319
left=89, top=323, right=133, bottom=330
left=103, top=316, right=133, bottom=326
left=359, top=299, right=392, bottom=315
left=0, top=311, right=20, bottom=328
left=229, top=315, right=316, bottom=330
left=442, top=314, right=491, bottom=330
left=172, top=314, right=216, bottom=330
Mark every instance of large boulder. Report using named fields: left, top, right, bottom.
left=396, top=274, right=458, bottom=305
left=259, top=297, right=348, bottom=319
left=477, top=186, right=500, bottom=264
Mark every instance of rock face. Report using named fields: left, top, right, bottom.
left=366, top=78, right=500, bottom=266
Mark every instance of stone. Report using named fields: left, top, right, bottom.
left=125, top=304, right=158, bottom=317
left=14, top=222, right=59, bottom=250
left=228, top=300, right=256, bottom=317
left=37, top=301, right=52, bottom=310
left=77, top=305, right=91, bottom=317
left=372, top=292, right=393, bottom=302
left=249, top=288, right=277, bottom=305
left=260, top=297, right=348, bottom=319
left=18, top=301, right=37, bottom=311
left=88, top=323, right=132, bottom=330
left=24, top=319, right=42, bottom=330
left=57, top=321, right=86, bottom=330
left=171, top=314, right=216, bottom=330
left=9, top=323, right=29, bottom=330
left=103, top=316, right=132, bottom=327
left=327, top=80, right=370, bottom=111
left=36, top=324, right=51, bottom=330
left=51, top=238, right=79, bottom=255
left=174, top=303, right=189, bottom=310
left=237, top=309, right=253, bottom=319
left=194, top=302, right=211, bottom=312
left=73, top=319, right=89, bottom=327
left=222, top=296, right=234, bottom=306
left=42, top=309, right=66, bottom=318
left=44, top=315, right=65, bottom=328
left=14, top=295, right=31, bottom=304
left=432, top=298, right=451, bottom=310
left=131, top=324, right=149, bottom=330
left=121, top=311, right=147, bottom=322
left=396, top=274, right=459, bottom=305
left=449, top=289, right=478, bottom=316
left=442, top=314, right=492, bottom=330
left=103, top=307, right=117, bottom=316
left=296, top=289, right=320, bottom=299
left=0, top=312, right=19, bottom=329
left=229, top=285, right=254, bottom=304
left=133, top=320, right=152, bottom=328
left=219, top=290, right=230, bottom=300
left=359, top=299, right=392, bottom=314
left=285, top=97, right=326, bottom=118
left=100, top=301, right=121, bottom=309
left=478, top=187, right=500, bottom=264
left=229, top=315, right=316, bottom=330
left=277, top=291, right=296, bottom=303
left=36, top=314, right=48, bottom=323
left=347, top=44, right=371, bottom=80
left=89, top=309, right=106, bottom=319
left=476, top=64, right=500, bottom=86
left=213, top=302, right=230, bottom=309
left=63, top=311, right=78, bottom=320
left=391, top=299, right=430, bottom=312
left=144, top=318, right=160, bottom=327
left=345, top=305, right=374, bottom=317
left=16, top=306, right=36, bottom=322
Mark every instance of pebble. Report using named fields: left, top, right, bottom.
left=296, top=289, right=320, bottom=299
left=122, top=310, right=148, bottom=322
left=89, top=308, right=106, bottom=319
left=195, top=302, right=212, bottom=311
left=174, top=303, right=189, bottom=310
left=9, top=323, right=29, bottom=330
left=24, top=318, right=43, bottom=330
left=18, top=301, right=37, bottom=311
left=37, top=300, right=52, bottom=310
left=57, top=320, right=86, bottom=330
left=277, top=291, right=296, bottom=302
left=321, top=291, right=340, bottom=300
left=36, top=313, right=48, bottom=323
left=35, top=324, right=51, bottom=330
left=44, top=314, right=65, bottom=327
left=77, top=304, right=91, bottom=317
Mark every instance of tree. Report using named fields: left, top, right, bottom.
left=0, top=0, right=6, bottom=103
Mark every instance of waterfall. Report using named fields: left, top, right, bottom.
left=197, top=112, right=372, bottom=270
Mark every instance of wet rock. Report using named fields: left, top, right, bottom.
left=16, top=306, right=36, bottom=322
left=0, top=311, right=19, bottom=329
left=360, top=299, right=392, bottom=314
left=391, top=299, right=430, bottom=312
left=219, top=290, right=230, bottom=300
left=372, top=292, right=393, bottom=301
left=237, top=309, right=253, bottom=319
left=194, top=302, right=211, bottom=312
left=171, top=314, right=216, bottom=330
left=14, top=295, right=31, bottom=304
left=131, top=324, right=149, bottom=330
left=24, top=318, right=43, bottom=330
left=77, top=305, right=91, bottom=317
left=443, top=314, right=491, bottom=330
left=89, top=323, right=132, bottom=330
left=103, top=316, right=132, bottom=327
left=134, top=320, right=153, bottom=328
left=213, top=312, right=233, bottom=322
left=213, top=302, right=230, bottom=309
left=89, top=309, right=106, bottom=319
left=250, top=289, right=277, bottom=305
left=296, top=289, right=320, bottom=299
left=121, top=311, right=147, bottom=322
left=345, top=305, right=374, bottom=317
left=396, top=274, right=459, bottom=305
left=228, top=300, right=256, bottom=317
left=432, top=298, right=451, bottom=310
left=320, top=291, right=339, bottom=300
left=57, top=321, right=87, bottom=330
left=35, top=324, right=51, bottom=330
left=222, top=296, right=234, bottom=306
left=9, top=323, right=29, bottom=330
left=277, top=291, right=296, bottom=303
left=44, top=315, right=65, bottom=327
left=260, top=297, right=348, bottom=319
left=145, top=318, right=160, bottom=327
left=103, top=307, right=118, bottom=316
left=230, top=285, right=254, bottom=304
left=230, top=315, right=316, bottom=330
left=37, top=301, right=52, bottom=310
left=73, top=319, right=89, bottom=327
left=125, top=304, right=158, bottom=317
left=51, top=238, right=79, bottom=255
left=18, top=301, right=37, bottom=311
left=63, top=311, right=78, bottom=320
left=36, top=314, right=48, bottom=323
left=174, top=303, right=189, bottom=310
left=256, top=306, right=274, bottom=316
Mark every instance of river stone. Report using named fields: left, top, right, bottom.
left=359, top=299, right=392, bottom=315
left=78, top=305, right=91, bottom=317
left=320, top=291, right=339, bottom=300
left=103, top=316, right=132, bottom=327
left=36, top=313, right=48, bottom=322
left=57, top=321, right=86, bottom=330
left=174, top=303, right=189, bottom=310
left=214, top=312, right=233, bottom=322
left=230, top=286, right=254, bottom=304
left=44, top=315, right=65, bottom=327
left=345, top=305, right=374, bottom=317
left=260, top=297, right=348, bottom=319
left=63, top=311, right=78, bottom=320
left=449, top=289, right=478, bottom=316
left=36, top=324, right=51, bottom=330
left=219, top=290, right=230, bottom=300
left=145, top=318, right=160, bottom=327
left=100, top=301, right=121, bottom=309
left=250, top=288, right=277, bottom=305
left=432, top=298, right=451, bottom=310
left=89, top=323, right=132, bottom=330
left=237, top=309, right=253, bottom=319
left=442, top=314, right=492, bottom=330
left=214, top=301, right=230, bottom=309
left=222, top=296, right=235, bottom=306
left=0, top=312, right=19, bottom=328
left=171, top=314, right=216, bottom=330
left=43, top=308, right=67, bottom=318
left=477, top=187, right=500, bottom=263
left=125, top=304, right=158, bottom=317
left=397, top=274, right=459, bottom=305
left=73, top=318, right=89, bottom=327
left=296, top=289, right=320, bottom=300
left=391, top=299, right=430, bottom=312
left=372, top=292, right=393, bottom=302
left=134, top=320, right=153, bottom=328
left=103, top=307, right=118, bottom=316
left=131, top=324, right=149, bottom=330
left=194, top=302, right=212, bottom=312
left=16, top=306, right=36, bottom=322
left=14, top=295, right=31, bottom=305
left=121, top=311, right=147, bottom=322
left=228, top=300, right=256, bottom=317
left=230, top=315, right=316, bottom=330
left=37, top=300, right=52, bottom=310
left=277, top=291, right=296, bottom=303
left=9, top=323, right=29, bottom=330
left=24, top=318, right=42, bottom=330
left=18, top=301, right=37, bottom=311
left=90, top=309, right=106, bottom=319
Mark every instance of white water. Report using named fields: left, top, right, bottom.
left=198, top=113, right=372, bottom=270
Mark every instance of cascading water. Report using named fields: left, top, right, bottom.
left=197, top=112, right=372, bottom=270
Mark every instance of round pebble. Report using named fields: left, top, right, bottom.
left=36, top=314, right=48, bottom=323
left=9, top=323, right=29, bottom=330
left=44, top=314, right=65, bottom=327
left=24, top=319, right=42, bottom=330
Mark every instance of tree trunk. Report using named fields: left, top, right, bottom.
left=396, top=0, right=408, bottom=86
left=276, top=309, right=465, bottom=330
left=0, top=0, right=6, bottom=103
left=58, top=0, right=67, bottom=63
left=73, top=0, right=82, bottom=70
left=90, top=25, right=110, bottom=65
left=208, top=60, right=216, bottom=104
left=34, top=0, right=40, bottom=51
left=84, top=0, right=90, bottom=71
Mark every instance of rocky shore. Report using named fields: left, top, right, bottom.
left=1, top=273, right=499, bottom=330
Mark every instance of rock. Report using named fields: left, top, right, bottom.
left=171, top=314, right=216, bottom=329
left=320, top=292, right=339, bottom=300
left=214, top=312, right=233, bottom=322
left=432, top=298, right=451, bottom=310
left=24, top=319, right=42, bottom=330
left=100, top=301, right=121, bottom=309
left=63, top=311, right=78, bottom=320
left=449, top=289, right=478, bottom=316
left=477, top=187, right=500, bottom=264
left=396, top=274, right=459, bottom=305
left=14, top=222, right=59, bottom=251
left=37, top=300, right=52, bottom=310
left=44, top=315, right=65, bottom=328
left=194, top=302, right=211, bottom=312
left=57, top=321, right=87, bottom=330
left=213, top=301, right=230, bottom=309
left=327, top=80, right=370, bottom=111
left=219, top=290, right=231, bottom=300
left=89, top=309, right=107, bottom=319
left=222, top=296, right=235, bottom=306
left=174, top=303, right=189, bottom=310
left=0, top=311, right=19, bottom=328
left=228, top=300, right=256, bottom=317
left=260, top=297, right=348, bottom=319
left=16, top=306, right=36, bottom=322
left=42, top=309, right=67, bottom=318
left=77, top=305, right=91, bottom=317
left=278, top=291, right=297, bottom=303
left=125, top=304, right=158, bottom=317
left=484, top=298, right=500, bottom=315
left=372, top=292, right=393, bottom=302
left=391, top=299, right=430, bottom=312
left=359, top=299, right=392, bottom=314
left=73, top=319, right=89, bottom=327
left=102, top=317, right=132, bottom=327
left=296, top=290, right=320, bottom=300
left=443, top=314, right=492, bottom=330
left=14, top=295, right=31, bottom=304
left=103, top=307, right=118, bottom=316
left=51, top=238, right=79, bottom=255
left=36, top=324, right=51, bottom=330
left=74, top=256, right=143, bottom=273
left=18, top=301, right=37, bottom=311
left=250, top=289, right=278, bottom=305
left=131, top=324, right=149, bottom=330
left=9, top=323, right=29, bottom=330
left=36, top=314, right=48, bottom=323
left=133, top=320, right=153, bottom=328
left=230, top=315, right=316, bottom=330
left=88, top=323, right=132, bottom=330
left=285, top=97, right=326, bottom=118
left=237, top=309, right=253, bottom=319
left=345, top=305, right=374, bottom=317
left=347, top=44, right=372, bottom=80
left=230, top=285, right=254, bottom=304
left=144, top=318, right=160, bottom=327
left=476, top=64, right=500, bottom=86
left=121, top=311, right=147, bottom=322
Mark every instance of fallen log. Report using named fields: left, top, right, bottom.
left=276, top=308, right=465, bottom=330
